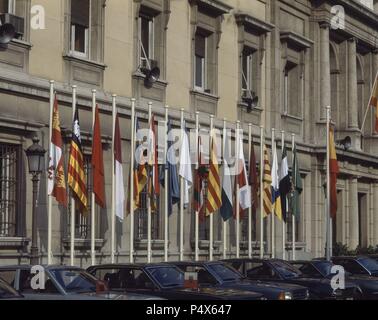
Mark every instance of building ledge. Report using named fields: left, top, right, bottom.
left=281, top=113, right=303, bottom=122
left=280, top=31, right=314, bottom=51
left=235, top=13, right=275, bottom=35
left=135, top=239, right=166, bottom=250
left=189, top=0, right=233, bottom=16
left=63, top=54, right=107, bottom=70
left=0, top=116, right=45, bottom=134
left=62, top=238, right=105, bottom=250
left=0, top=237, right=30, bottom=249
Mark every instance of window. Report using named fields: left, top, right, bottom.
left=241, top=48, right=257, bottom=98
left=195, top=32, right=206, bottom=91
left=70, top=0, right=90, bottom=57
left=139, top=14, right=154, bottom=67
left=0, top=143, right=20, bottom=237
left=0, top=0, right=15, bottom=14
left=283, top=62, right=301, bottom=116
left=0, top=270, right=16, bottom=286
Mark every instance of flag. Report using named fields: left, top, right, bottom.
left=68, top=107, right=87, bottom=214
left=179, top=123, right=192, bottom=208
left=236, top=132, right=251, bottom=212
left=114, top=113, right=125, bottom=220
left=47, top=95, right=67, bottom=207
left=249, top=137, right=259, bottom=214
left=263, top=145, right=272, bottom=218
left=329, top=128, right=339, bottom=219
left=193, top=136, right=206, bottom=221
left=206, top=131, right=222, bottom=215
left=220, top=131, right=233, bottom=222
left=279, top=145, right=291, bottom=222
left=91, top=105, right=105, bottom=208
left=148, top=114, right=160, bottom=212
left=159, top=119, right=180, bottom=215
left=271, top=141, right=282, bottom=221
left=369, top=74, right=378, bottom=132
left=290, top=143, right=303, bottom=219
left=134, top=117, right=148, bottom=209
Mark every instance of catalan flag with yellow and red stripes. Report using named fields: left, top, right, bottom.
left=68, top=108, right=88, bottom=214
left=263, top=145, right=272, bottom=218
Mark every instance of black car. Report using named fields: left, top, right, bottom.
left=331, top=256, right=378, bottom=277
left=224, top=258, right=358, bottom=300
left=171, top=261, right=309, bottom=300
left=291, top=259, right=378, bottom=300
left=87, top=263, right=265, bottom=300
left=0, top=277, right=23, bottom=300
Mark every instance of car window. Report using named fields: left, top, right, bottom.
left=295, top=263, right=322, bottom=278
left=0, top=278, right=21, bottom=299
left=358, top=258, right=378, bottom=273
left=91, top=268, right=120, bottom=289
left=176, top=266, right=217, bottom=285
left=146, top=266, right=184, bottom=288
left=270, top=261, right=302, bottom=279
left=246, top=263, right=278, bottom=279
left=207, top=264, right=242, bottom=282
left=118, top=268, right=156, bottom=290
left=338, top=260, right=367, bottom=275
left=0, top=270, right=16, bottom=287
left=19, top=270, right=59, bottom=294
left=49, top=269, right=97, bottom=294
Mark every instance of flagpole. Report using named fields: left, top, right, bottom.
left=326, top=106, right=331, bottom=261
left=260, top=126, right=264, bottom=259
left=291, top=133, right=296, bottom=261
left=360, top=70, right=378, bottom=133
left=236, top=121, right=240, bottom=258
left=271, top=128, right=275, bottom=259
left=110, top=94, right=116, bottom=263
left=281, top=130, right=286, bottom=260
left=248, top=124, right=252, bottom=258
left=147, top=102, right=153, bottom=263
left=164, top=105, right=169, bottom=262
left=222, top=118, right=227, bottom=259
left=195, top=112, right=200, bottom=261
left=47, top=80, right=54, bottom=265
left=70, top=85, right=77, bottom=266
left=130, top=98, right=136, bottom=263
left=91, top=89, right=96, bottom=266
left=180, top=108, right=184, bottom=261
left=209, top=115, right=214, bottom=261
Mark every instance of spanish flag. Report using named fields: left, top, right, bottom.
left=329, top=128, right=339, bottom=219
left=68, top=108, right=88, bottom=214
left=134, top=117, right=148, bottom=209
left=369, top=73, right=378, bottom=133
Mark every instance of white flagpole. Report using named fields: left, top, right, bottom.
left=222, top=118, right=227, bottom=259
left=248, top=123, right=252, bottom=258
left=291, top=133, right=296, bottom=261
left=195, top=111, right=200, bottom=261
left=236, top=121, right=240, bottom=258
left=111, top=94, right=116, bottom=264
left=70, top=85, right=77, bottom=266
left=360, top=70, right=378, bottom=133
left=326, top=105, right=331, bottom=261
left=91, top=89, right=96, bottom=266
left=209, top=115, right=214, bottom=261
left=47, top=80, right=54, bottom=265
left=271, top=128, right=275, bottom=258
left=179, top=108, right=184, bottom=261
left=130, top=98, right=136, bottom=263
left=260, top=126, right=264, bottom=259
left=164, top=105, right=169, bottom=262
left=281, top=130, right=286, bottom=260
left=147, top=102, right=152, bottom=263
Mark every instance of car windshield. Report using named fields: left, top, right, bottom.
left=146, top=267, right=184, bottom=288
left=49, top=269, right=98, bottom=294
left=313, top=261, right=334, bottom=277
left=358, top=258, right=378, bottom=272
left=271, top=261, right=302, bottom=279
left=0, top=279, right=21, bottom=299
left=207, top=264, right=242, bottom=282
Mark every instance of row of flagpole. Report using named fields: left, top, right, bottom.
left=46, top=82, right=306, bottom=265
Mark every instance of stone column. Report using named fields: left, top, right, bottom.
left=348, top=177, right=359, bottom=250
left=348, top=38, right=359, bottom=130
left=373, top=183, right=378, bottom=246
left=319, top=23, right=331, bottom=120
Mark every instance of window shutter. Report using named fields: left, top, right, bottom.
left=71, top=0, right=90, bottom=28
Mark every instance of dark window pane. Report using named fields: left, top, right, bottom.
left=195, top=33, right=206, bottom=58
left=140, top=17, right=150, bottom=60
left=73, top=24, right=87, bottom=53
left=0, top=0, right=9, bottom=13
left=195, top=55, right=204, bottom=88
left=71, top=0, right=90, bottom=27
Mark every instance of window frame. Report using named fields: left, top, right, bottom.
left=194, top=33, right=207, bottom=92
left=241, top=52, right=254, bottom=94
left=70, top=0, right=91, bottom=59
left=138, top=15, right=155, bottom=68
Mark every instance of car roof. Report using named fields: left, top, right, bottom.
left=222, top=258, right=281, bottom=263
left=88, top=263, right=174, bottom=269
left=0, top=265, right=84, bottom=270
left=170, top=261, right=222, bottom=266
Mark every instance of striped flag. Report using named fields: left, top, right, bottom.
left=68, top=107, right=87, bottom=214
left=206, top=131, right=222, bottom=215
left=114, top=113, right=125, bottom=220
left=92, top=105, right=105, bottom=208
left=220, top=131, right=233, bottom=221
left=47, top=95, right=67, bottom=207
left=249, top=136, right=259, bottom=214
left=369, top=73, right=378, bottom=132
left=279, top=145, right=291, bottom=222
left=179, top=124, right=192, bottom=208
left=236, top=132, right=251, bottom=212
left=262, top=145, right=272, bottom=218
left=194, top=136, right=206, bottom=221
left=329, top=128, right=339, bottom=219
left=148, top=114, right=160, bottom=212
left=134, top=117, right=148, bottom=209
left=271, top=141, right=282, bottom=221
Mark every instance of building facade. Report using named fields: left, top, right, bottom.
left=0, top=0, right=378, bottom=266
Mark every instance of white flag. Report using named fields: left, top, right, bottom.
left=179, top=126, right=192, bottom=206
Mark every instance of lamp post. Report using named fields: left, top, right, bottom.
left=25, top=136, right=46, bottom=265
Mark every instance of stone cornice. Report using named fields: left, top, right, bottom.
left=280, top=31, right=314, bottom=50
left=188, top=0, right=232, bottom=16
left=234, top=13, right=275, bottom=35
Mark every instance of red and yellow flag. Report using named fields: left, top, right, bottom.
left=263, top=145, right=272, bottom=218
left=329, top=128, right=339, bottom=219
left=369, top=74, right=378, bottom=132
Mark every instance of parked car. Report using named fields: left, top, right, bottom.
left=0, top=265, right=161, bottom=300
left=0, top=277, right=24, bottom=300
left=87, top=263, right=265, bottom=300
left=291, top=259, right=378, bottom=300
left=331, top=256, right=378, bottom=277
left=170, top=261, right=309, bottom=300
left=223, top=258, right=358, bottom=300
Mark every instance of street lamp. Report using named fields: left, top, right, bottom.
left=25, top=136, right=46, bottom=265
